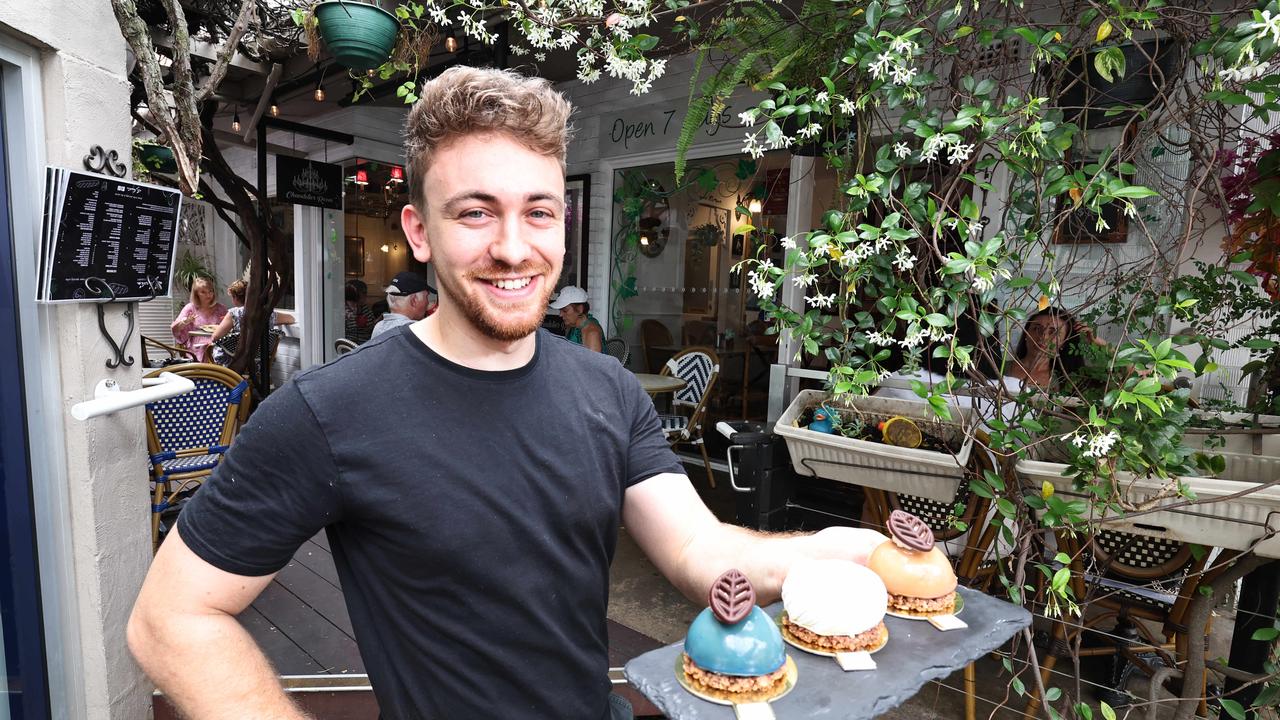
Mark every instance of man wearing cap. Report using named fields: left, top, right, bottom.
left=372, top=270, right=437, bottom=339
left=548, top=285, right=603, bottom=352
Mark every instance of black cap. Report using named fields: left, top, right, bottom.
left=386, top=271, right=435, bottom=296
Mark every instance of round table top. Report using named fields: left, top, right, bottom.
left=633, top=373, right=686, bottom=395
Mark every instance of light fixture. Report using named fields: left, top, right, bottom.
left=231, top=108, right=241, bottom=133
left=314, top=64, right=327, bottom=102
left=388, top=165, right=405, bottom=184
left=445, top=35, right=459, bottom=53
left=380, top=243, right=391, bottom=253
left=639, top=234, right=650, bottom=247
left=366, top=68, right=377, bottom=78
left=269, top=95, right=280, bottom=117
left=748, top=198, right=763, bottom=214
left=354, top=169, right=369, bottom=186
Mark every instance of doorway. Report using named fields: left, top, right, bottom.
left=0, top=70, right=52, bottom=720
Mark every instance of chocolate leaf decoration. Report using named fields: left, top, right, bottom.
left=709, top=569, right=755, bottom=624
left=888, top=509, right=934, bottom=552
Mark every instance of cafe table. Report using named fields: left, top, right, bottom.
left=633, top=373, right=687, bottom=396
left=653, top=344, right=751, bottom=419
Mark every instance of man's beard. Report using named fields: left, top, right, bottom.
left=438, top=261, right=559, bottom=341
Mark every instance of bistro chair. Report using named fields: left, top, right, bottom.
left=210, top=328, right=283, bottom=378
left=640, top=319, right=674, bottom=373
left=139, top=334, right=197, bottom=369
left=334, top=338, right=358, bottom=355
left=658, top=347, right=720, bottom=489
left=603, top=337, right=630, bottom=367
left=1023, top=529, right=1217, bottom=716
left=143, top=363, right=251, bottom=551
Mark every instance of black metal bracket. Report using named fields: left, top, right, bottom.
left=83, top=145, right=128, bottom=178
left=84, top=277, right=156, bottom=368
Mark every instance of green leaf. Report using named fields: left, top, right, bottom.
left=1251, top=627, right=1280, bottom=642
left=924, top=313, right=950, bottom=327
left=1220, top=699, right=1245, bottom=720
left=1100, top=701, right=1117, bottom=720
left=1045, top=687, right=1062, bottom=702
left=1110, top=185, right=1159, bottom=199
left=635, top=34, right=660, bottom=51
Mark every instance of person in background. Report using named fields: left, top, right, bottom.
left=1006, top=306, right=1103, bottom=390
left=170, top=276, right=227, bottom=362
left=549, top=285, right=603, bottom=352
left=371, top=271, right=436, bottom=339
left=209, top=280, right=296, bottom=365
left=344, top=280, right=377, bottom=344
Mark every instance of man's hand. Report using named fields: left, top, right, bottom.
left=803, top=526, right=889, bottom=566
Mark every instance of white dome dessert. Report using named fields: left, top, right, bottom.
left=781, top=559, right=889, bottom=652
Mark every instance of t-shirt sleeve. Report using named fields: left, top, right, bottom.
left=623, top=373, right=686, bottom=487
left=178, top=380, right=343, bottom=576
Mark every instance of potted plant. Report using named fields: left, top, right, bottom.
left=774, top=389, right=977, bottom=502
left=133, top=138, right=176, bottom=177
left=307, top=1, right=400, bottom=71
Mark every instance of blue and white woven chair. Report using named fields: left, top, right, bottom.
left=143, top=363, right=251, bottom=551
left=658, top=347, right=720, bottom=488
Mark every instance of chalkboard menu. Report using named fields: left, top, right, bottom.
left=39, top=168, right=182, bottom=302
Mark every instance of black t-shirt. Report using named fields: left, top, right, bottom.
left=179, top=326, right=684, bottom=719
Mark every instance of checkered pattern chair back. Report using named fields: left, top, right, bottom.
left=1088, top=529, right=1194, bottom=582
left=146, top=365, right=250, bottom=456
left=665, top=350, right=717, bottom=408
left=603, top=337, right=630, bottom=367
left=212, top=329, right=283, bottom=373
left=893, top=485, right=973, bottom=543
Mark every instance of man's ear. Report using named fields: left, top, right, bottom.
left=401, top=203, right=431, bottom=263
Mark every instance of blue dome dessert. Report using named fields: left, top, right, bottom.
left=684, top=605, right=785, bottom=675
left=679, top=569, right=791, bottom=701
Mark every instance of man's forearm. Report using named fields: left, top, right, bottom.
left=128, top=609, right=310, bottom=720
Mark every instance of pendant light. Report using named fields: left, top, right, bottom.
left=231, top=107, right=241, bottom=133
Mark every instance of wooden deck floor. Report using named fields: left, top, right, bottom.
left=239, top=532, right=664, bottom=716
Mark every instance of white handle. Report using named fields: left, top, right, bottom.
left=71, top=372, right=195, bottom=421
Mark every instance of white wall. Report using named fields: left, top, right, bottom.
left=0, top=3, right=151, bottom=718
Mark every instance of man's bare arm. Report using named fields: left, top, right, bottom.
left=621, top=473, right=887, bottom=604
left=128, top=526, right=309, bottom=720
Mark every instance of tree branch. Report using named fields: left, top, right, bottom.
left=195, top=0, right=257, bottom=105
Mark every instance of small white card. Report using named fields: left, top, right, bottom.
left=835, top=650, right=877, bottom=671
left=928, top=614, right=968, bottom=631
left=734, top=701, right=776, bottom=720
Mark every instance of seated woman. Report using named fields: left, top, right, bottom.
left=1005, top=306, right=1103, bottom=391
left=210, top=280, right=296, bottom=365
left=170, top=276, right=227, bottom=362
left=548, top=286, right=603, bottom=352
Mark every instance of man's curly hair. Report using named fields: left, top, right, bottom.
left=403, top=66, right=574, bottom=211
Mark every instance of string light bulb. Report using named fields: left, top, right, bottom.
left=748, top=198, right=763, bottom=214
left=269, top=95, right=280, bottom=117
left=314, top=64, right=327, bottom=102
left=231, top=108, right=241, bottom=133
left=314, top=85, right=326, bottom=102
left=445, top=35, right=459, bottom=53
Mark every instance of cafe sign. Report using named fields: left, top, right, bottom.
left=598, top=92, right=767, bottom=158
left=276, top=156, right=343, bottom=209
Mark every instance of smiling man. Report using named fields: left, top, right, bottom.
left=126, top=67, right=885, bottom=720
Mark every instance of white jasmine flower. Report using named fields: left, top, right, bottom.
left=866, top=330, right=895, bottom=347
left=1095, top=215, right=1110, bottom=233
left=749, top=271, right=775, bottom=300
left=1257, top=9, right=1280, bottom=45
left=967, top=220, right=985, bottom=237
left=947, top=143, right=975, bottom=165
left=920, top=133, right=946, bottom=163
left=742, top=133, right=765, bottom=159
left=780, top=235, right=797, bottom=250
left=892, top=247, right=916, bottom=271
left=805, top=292, right=836, bottom=309
left=796, top=123, right=823, bottom=139
left=1084, top=430, right=1121, bottom=459
left=890, top=37, right=917, bottom=55
left=893, top=142, right=912, bottom=159
left=738, top=110, right=757, bottom=127
left=900, top=329, right=929, bottom=349
left=815, top=91, right=830, bottom=104
left=971, top=273, right=994, bottom=293
left=870, top=52, right=894, bottom=80
left=794, top=272, right=818, bottom=288
left=1071, top=433, right=1088, bottom=448
left=839, top=97, right=856, bottom=114
left=891, top=64, right=918, bottom=86
left=1123, top=202, right=1137, bottom=219
left=534, top=52, right=547, bottom=62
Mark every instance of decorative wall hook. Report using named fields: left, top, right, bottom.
left=83, top=145, right=128, bottom=178
left=83, top=277, right=155, bottom=368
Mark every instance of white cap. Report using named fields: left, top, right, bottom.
left=548, top=285, right=588, bottom=310
left=782, top=559, right=887, bottom=636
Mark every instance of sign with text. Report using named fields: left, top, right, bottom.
left=39, top=169, right=182, bottom=302
left=276, top=156, right=343, bottom=209
left=598, top=92, right=767, bottom=158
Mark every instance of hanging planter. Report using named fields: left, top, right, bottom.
left=135, top=143, right=176, bottom=174
left=312, top=1, right=400, bottom=72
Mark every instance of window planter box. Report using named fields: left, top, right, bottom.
left=774, top=389, right=976, bottom=502
left=1017, top=428, right=1280, bottom=559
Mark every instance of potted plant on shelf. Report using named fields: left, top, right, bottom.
left=133, top=138, right=176, bottom=179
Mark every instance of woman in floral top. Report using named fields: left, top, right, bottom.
left=170, top=276, right=227, bottom=361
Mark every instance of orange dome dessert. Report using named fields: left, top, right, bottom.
left=868, top=510, right=958, bottom=617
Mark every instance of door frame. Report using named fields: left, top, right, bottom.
left=0, top=33, right=85, bottom=720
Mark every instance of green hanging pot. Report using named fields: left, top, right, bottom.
left=313, top=1, right=399, bottom=72
left=136, top=144, right=177, bottom=174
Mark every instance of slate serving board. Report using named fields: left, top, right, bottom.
left=624, top=586, right=1032, bottom=719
